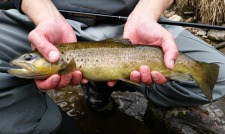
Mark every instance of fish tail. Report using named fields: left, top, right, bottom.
left=193, top=62, right=219, bottom=101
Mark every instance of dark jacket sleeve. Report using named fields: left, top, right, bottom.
left=52, top=0, right=138, bottom=16
left=11, top=0, right=22, bottom=11
left=10, top=0, right=138, bottom=16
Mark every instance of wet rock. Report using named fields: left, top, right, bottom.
left=185, top=27, right=199, bottom=34
left=164, top=11, right=176, bottom=18
left=196, top=29, right=207, bottom=36
left=208, top=30, right=225, bottom=41
left=112, top=91, right=148, bottom=121
left=168, top=15, right=182, bottom=22
left=219, top=46, right=225, bottom=54
left=183, top=11, right=195, bottom=15
left=202, top=35, right=208, bottom=38
left=144, top=98, right=225, bottom=134
left=185, top=17, right=196, bottom=23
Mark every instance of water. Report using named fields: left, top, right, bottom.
left=47, top=85, right=152, bottom=134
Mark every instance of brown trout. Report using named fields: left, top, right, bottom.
left=8, top=39, right=219, bottom=100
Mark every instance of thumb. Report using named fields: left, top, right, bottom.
left=28, top=31, right=60, bottom=63
left=161, top=34, right=178, bottom=70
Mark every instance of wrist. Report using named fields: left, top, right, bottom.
left=21, top=0, right=64, bottom=25
left=130, top=0, right=174, bottom=21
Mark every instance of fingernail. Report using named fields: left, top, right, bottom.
left=48, top=50, right=58, bottom=62
left=52, top=77, right=60, bottom=85
left=140, top=67, right=148, bottom=75
left=133, top=74, right=139, bottom=81
left=151, top=72, right=158, bottom=81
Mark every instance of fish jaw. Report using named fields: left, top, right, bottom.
left=8, top=55, right=63, bottom=79
left=8, top=59, right=39, bottom=78
left=8, top=68, right=44, bottom=79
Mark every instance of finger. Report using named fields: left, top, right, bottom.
left=35, top=74, right=60, bottom=90
left=71, top=71, right=82, bottom=85
left=61, top=27, right=77, bottom=43
left=139, top=65, right=152, bottom=85
left=81, top=79, right=88, bottom=84
left=151, top=71, right=167, bottom=84
left=107, top=81, right=117, bottom=87
left=130, top=71, right=140, bottom=83
left=28, top=30, right=60, bottom=63
left=62, top=29, right=77, bottom=43
left=31, top=44, right=36, bottom=50
left=56, top=74, right=72, bottom=89
left=161, top=32, right=178, bottom=70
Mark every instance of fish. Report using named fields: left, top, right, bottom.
left=8, top=38, right=219, bottom=100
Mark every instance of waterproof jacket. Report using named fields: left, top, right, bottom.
left=12, top=0, right=139, bottom=16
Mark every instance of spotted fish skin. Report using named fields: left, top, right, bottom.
left=8, top=39, right=220, bottom=100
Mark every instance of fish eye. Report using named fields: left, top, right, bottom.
left=24, top=54, right=33, bottom=61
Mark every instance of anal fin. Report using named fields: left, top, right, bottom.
left=165, top=73, right=194, bottom=82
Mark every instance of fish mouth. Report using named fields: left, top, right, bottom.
left=8, top=61, right=38, bottom=79
left=9, top=63, right=23, bottom=70
left=8, top=60, right=54, bottom=79
left=9, top=61, right=37, bottom=72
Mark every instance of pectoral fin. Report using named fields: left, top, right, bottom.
left=59, top=60, right=76, bottom=74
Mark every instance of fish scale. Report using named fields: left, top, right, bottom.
left=61, top=47, right=164, bottom=80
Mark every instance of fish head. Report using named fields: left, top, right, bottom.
left=8, top=52, right=64, bottom=79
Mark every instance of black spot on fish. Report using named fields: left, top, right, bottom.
left=79, top=65, right=82, bottom=69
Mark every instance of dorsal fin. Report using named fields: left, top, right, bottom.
left=104, top=38, right=132, bottom=44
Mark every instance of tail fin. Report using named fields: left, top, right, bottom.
left=193, top=62, right=219, bottom=101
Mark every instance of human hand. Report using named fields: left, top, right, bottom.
left=123, top=13, right=178, bottom=86
left=28, top=18, right=87, bottom=90
left=21, top=0, right=87, bottom=90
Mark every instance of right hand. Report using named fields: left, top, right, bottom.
left=29, top=17, right=87, bottom=90
left=21, top=0, right=87, bottom=90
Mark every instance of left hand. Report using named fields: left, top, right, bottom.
left=122, top=15, right=178, bottom=86
left=107, top=0, right=177, bottom=87
left=107, top=17, right=178, bottom=87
